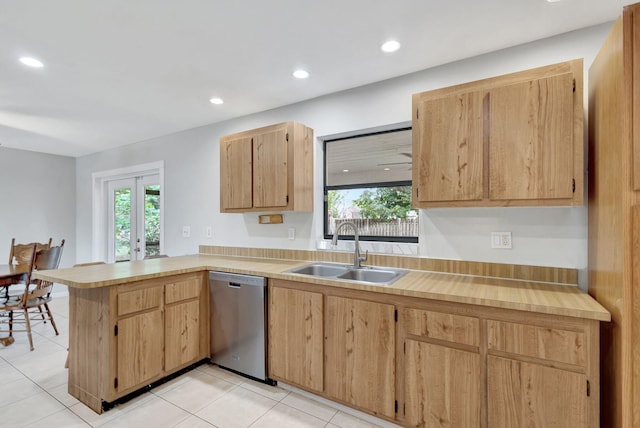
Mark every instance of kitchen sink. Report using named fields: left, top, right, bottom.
left=287, top=263, right=351, bottom=277
left=286, top=262, right=407, bottom=285
left=336, top=268, right=403, bottom=283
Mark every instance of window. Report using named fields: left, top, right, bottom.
left=324, top=127, right=418, bottom=243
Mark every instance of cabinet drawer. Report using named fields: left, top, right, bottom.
left=117, top=286, right=163, bottom=317
left=405, top=308, right=479, bottom=347
left=487, top=320, right=586, bottom=367
left=165, top=277, right=201, bottom=304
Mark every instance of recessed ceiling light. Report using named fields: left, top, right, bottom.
left=383, top=167, right=391, bottom=171
left=546, top=0, right=562, bottom=2
left=19, top=57, right=44, bottom=68
left=209, top=97, right=224, bottom=105
left=343, top=169, right=349, bottom=173
left=293, top=69, right=309, bottom=79
left=381, top=40, right=401, bottom=53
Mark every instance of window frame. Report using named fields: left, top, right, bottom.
left=322, top=127, right=418, bottom=243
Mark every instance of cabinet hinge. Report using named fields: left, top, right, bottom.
left=394, top=309, right=398, bottom=322
left=572, top=178, right=576, bottom=193
left=395, top=400, right=398, bottom=413
left=573, top=78, right=576, bottom=93
left=286, top=132, right=289, bottom=142
left=114, top=325, right=118, bottom=336
left=587, top=380, right=591, bottom=397
left=114, top=377, right=118, bottom=389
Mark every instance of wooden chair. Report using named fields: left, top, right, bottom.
left=8, top=238, right=52, bottom=265
left=1, top=242, right=64, bottom=351
left=7, top=238, right=53, bottom=299
left=33, top=240, right=65, bottom=321
left=0, top=243, right=37, bottom=348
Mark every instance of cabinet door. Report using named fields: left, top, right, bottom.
left=325, top=296, right=395, bottom=419
left=165, top=300, right=200, bottom=372
left=414, top=91, right=484, bottom=203
left=405, top=339, right=481, bottom=428
left=487, top=356, right=587, bottom=428
left=269, top=286, right=324, bottom=392
left=220, top=136, right=253, bottom=210
left=253, top=126, right=288, bottom=209
left=633, top=8, right=640, bottom=191
left=117, top=309, right=164, bottom=392
left=489, top=72, right=574, bottom=201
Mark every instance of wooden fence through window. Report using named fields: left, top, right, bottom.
left=329, top=217, right=418, bottom=237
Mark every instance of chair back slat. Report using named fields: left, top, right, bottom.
left=34, top=243, right=64, bottom=271
left=10, top=243, right=38, bottom=305
left=24, top=241, right=65, bottom=303
left=9, top=238, right=53, bottom=265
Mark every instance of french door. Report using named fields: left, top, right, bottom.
left=107, top=174, right=161, bottom=262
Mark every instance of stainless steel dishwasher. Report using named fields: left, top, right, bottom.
left=209, top=271, right=272, bottom=383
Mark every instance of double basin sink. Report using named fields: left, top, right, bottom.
left=286, top=262, right=408, bottom=286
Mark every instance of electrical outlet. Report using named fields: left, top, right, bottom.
left=182, top=226, right=190, bottom=238
left=491, top=231, right=512, bottom=249
left=206, top=226, right=212, bottom=238
left=288, top=228, right=295, bottom=240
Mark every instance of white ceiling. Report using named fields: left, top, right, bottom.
left=0, top=0, right=631, bottom=158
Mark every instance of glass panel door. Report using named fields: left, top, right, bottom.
left=107, top=174, right=161, bottom=262
left=137, top=176, right=161, bottom=259
left=108, top=178, right=137, bottom=262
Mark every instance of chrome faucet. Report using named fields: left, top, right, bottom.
left=331, top=221, right=368, bottom=269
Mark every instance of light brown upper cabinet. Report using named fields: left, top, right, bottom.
left=220, top=121, right=314, bottom=212
left=412, top=59, right=583, bottom=208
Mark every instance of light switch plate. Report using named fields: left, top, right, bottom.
left=182, top=226, right=191, bottom=238
left=491, top=231, right=512, bottom=249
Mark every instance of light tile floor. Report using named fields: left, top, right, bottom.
left=0, top=295, right=401, bottom=428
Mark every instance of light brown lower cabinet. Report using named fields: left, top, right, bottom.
left=115, top=282, right=165, bottom=393
left=487, top=356, right=587, bottom=428
left=325, top=296, right=396, bottom=419
left=266, top=280, right=600, bottom=428
left=485, top=318, right=595, bottom=428
left=164, top=277, right=203, bottom=372
left=268, top=284, right=324, bottom=392
left=68, top=272, right=208, bottom=413
left=404, top=340, right=481, bottom=427
left=116, top=308, right=164, bottom=392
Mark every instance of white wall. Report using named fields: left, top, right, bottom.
left=0, top=147, right=76, bottom=268
left=75, top=22, right=614, bottom=288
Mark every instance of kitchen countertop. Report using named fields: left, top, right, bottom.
left=34, top=254, right=610, bottom=322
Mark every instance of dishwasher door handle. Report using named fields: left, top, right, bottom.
left=228, top=282, right=242, bottom=288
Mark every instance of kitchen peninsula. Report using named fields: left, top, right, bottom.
left=34, top=248, right=609, bottom=427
